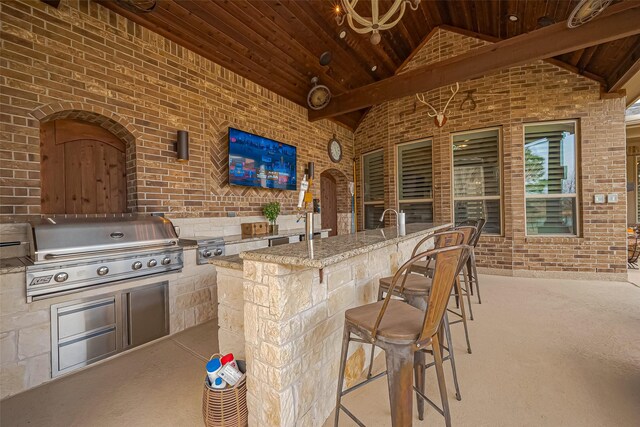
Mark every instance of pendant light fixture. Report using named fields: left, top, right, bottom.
left=335, top=0, right=421, bottom=45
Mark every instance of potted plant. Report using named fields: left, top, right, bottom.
left=263, top=201, right=281, bottom=234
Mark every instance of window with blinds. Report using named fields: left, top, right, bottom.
left=452, top=128, right=502, bottom=234
left=397, top=139, right=433, bottom=224
left=362, top=149, right=384, bottom=230
left=524, top=121, right=578, bottom=235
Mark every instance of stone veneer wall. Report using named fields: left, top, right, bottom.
left=354, top=29, right=628, bottom=279
left=241, top=233, right=426, bottom=427
left=0, top=0, right=354, bottom=223
left=0, top=247, right=216, bottom=399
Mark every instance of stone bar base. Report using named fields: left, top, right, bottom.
left=216, top=265, right=246, bottom=358
left=241, top=236, right=426, bottom=426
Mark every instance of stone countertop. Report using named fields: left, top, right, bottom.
left=0, top=257, right=31, bottom=274
left=208, top=254, right=243, bottom=270
left=223, top=228, right=331, bottom=245
left=239, top=223, right=451, bottom=269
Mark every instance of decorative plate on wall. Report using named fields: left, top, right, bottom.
left=328, top=135, right=342, bottom=163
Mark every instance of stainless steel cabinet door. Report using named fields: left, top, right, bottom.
left=123, top=282, right=169, bottom=348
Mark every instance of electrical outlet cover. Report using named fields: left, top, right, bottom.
left=594, top=194, right=605, bottom=204
left=607, top=193, right=618, bottom=203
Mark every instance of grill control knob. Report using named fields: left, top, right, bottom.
left=97, top=266, right=109, bottom=276
left=214, top=248, right=223, bottom=256
left=54, top=272, right=68, bottom=283
left=161, top=257, right=171, bottom=265
left=202, top=250, right=212, bottom=258
left=132, top=261, right=142, bottom=270
left=148, top=259, right=158, bottom=267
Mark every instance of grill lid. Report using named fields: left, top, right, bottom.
left=29, top=216, right=179, bottom=263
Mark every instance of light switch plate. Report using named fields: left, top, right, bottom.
left=607, top=193, right=619, bottom=203
left=594, top=194, right=605, bottom=204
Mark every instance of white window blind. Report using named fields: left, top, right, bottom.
left=397, top=139, right=433, bottom=223
left=452, top=128, right=502, bottom=234
left=362, top=150, right=384, bottom=229
left=524, top=121, right=578, bottom=235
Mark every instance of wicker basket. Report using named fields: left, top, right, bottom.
left=202, top=354, right=248, bottom=427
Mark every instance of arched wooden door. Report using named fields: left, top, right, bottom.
left=321, top=172, right=338, bottom=236
left=40, top=119, right=127, bottom=214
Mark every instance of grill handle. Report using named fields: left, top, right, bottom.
left=43, top=241, right=177, bottom=260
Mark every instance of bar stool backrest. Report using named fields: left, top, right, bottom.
left=418, top=245, right=469, bottom=345
left=371, top=245, right=469, bottom=342
left=452, top=225, right=476, bottom=245
left=456, top=218, right=486, bottom=247
left=470, top=218, right=486, bottom=247
left=410, top=230, right=465, bottom=258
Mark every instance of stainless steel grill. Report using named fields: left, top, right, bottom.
left=25, top=216, right=183, bottom=301
left=179, top=236, right=225, bottom=265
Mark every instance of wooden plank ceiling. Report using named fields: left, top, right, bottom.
left=96, top=0, right=640, bottom=130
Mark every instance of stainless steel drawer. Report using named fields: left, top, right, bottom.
left=51, top=281, right=169, bottom=377
left=57, top=327, right=117, bottom=371
left=57, top=298, right=116, bottom=340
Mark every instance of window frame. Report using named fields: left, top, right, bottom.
left=361, top=148, right=385, bottom=230
left=395, top=138, right=434, bottom=222
left=450, top=126, right=504, bottom=236
left=523, top=119, right=580, bottom=237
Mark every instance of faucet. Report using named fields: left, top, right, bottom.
left=379, top=208, right=398, bottom=224
left=379, top=209, right=406, bottom=235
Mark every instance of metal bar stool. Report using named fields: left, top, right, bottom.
left=366, top=230, right=466, bottom=402
left=456, top=218, right=486, bottom=303
left=334, top=245, right=469, bottom=427
left=413, top=225, right=476, bottom=352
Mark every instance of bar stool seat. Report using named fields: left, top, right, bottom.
left=345, top=299, right=425, bottom=342
left=379, top=274, right=432, bottom=296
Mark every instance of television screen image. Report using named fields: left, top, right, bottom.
left=228, top=128, right=297, bottom=191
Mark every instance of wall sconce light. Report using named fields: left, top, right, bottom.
left=176, top=130, right=189, bottom=163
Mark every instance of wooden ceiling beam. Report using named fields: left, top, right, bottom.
left=309, top=2, right=640, bottom=121
left=607, top=42, right=640, bottom=92
left=439, top=25, right=607, bottom=86
left=576, top=45, right=598, bottom=73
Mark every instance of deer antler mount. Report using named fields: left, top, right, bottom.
left=416, top=83, right=459, bottom=128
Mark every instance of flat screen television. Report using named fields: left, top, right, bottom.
left=228, top=128, right=297, bottom=191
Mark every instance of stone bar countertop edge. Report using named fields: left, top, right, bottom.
left=239, top=223, right=451, bottom=269
left=208, top=254, right=243, bottom=270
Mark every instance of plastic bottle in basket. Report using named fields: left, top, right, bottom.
left=220, top=353, right=237, bottom=369
left=206, top=358, right=226, bottom=389
left=218, top=363, right=242, bottom=386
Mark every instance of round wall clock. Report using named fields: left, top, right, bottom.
left=328, top=136, right=342, bottom=163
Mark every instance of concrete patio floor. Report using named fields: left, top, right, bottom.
left=1, top=274, right=639, bottom=427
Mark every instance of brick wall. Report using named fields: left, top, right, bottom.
left=0, top=0, right=354, bottom=223
left=354, top=29, right=628, bottom=278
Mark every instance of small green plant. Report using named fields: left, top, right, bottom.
left=263, top=201, right=281, bottom=225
